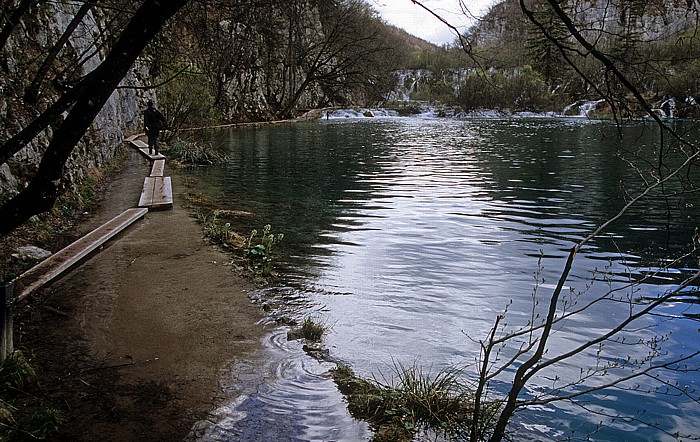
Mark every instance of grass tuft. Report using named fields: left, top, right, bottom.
left=331, top=361, right=480, bottom=442
left=288, top=316, right=327, bottom=342
left=299, top=317, right=325, bottom=342
left=0, top=399, right=16, bottom=425
left=168, top=138, right=228, bottom=165
left=0, top=351, right=69, bottom=439
left=0, top=350, right=37, bottom=393
left=24, top=407, right=67, bottom=439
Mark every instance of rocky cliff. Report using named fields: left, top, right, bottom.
left=0, top=1, right=152, bottom=206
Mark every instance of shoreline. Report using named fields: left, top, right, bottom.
left=18, top=149, right=268, bottom=441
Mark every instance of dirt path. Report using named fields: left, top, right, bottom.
left=21, top=150, right=266, bottom=441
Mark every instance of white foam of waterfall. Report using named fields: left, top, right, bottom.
left=324, top=109, right=400, bottom=119
left=563, top=99, right=605, bottom=117
left=655, top=97, right=676, bottom=119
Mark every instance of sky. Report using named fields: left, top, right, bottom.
left=369, top=0, right=494, bottom=46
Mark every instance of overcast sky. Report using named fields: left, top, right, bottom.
left=369, top=0, right=494, bottom=45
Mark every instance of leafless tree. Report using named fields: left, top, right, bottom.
left=276, top=0, right=401, bottom=117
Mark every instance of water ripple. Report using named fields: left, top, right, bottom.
left=188, top=118, right=700, bottom=441
left=190, top=328, right=368, bottom=442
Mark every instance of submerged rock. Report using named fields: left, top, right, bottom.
left=302, top=344, right=331, bottom=361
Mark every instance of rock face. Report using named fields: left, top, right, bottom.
left=191, top=1, right=329, bottom=121
left=0, top=2, right=152, bottom=206
left=473, top=0, right=697, bottom=45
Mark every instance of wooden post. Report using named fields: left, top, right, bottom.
left=0, top=283, right=13, bottom=363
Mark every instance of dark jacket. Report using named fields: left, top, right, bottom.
left=144, top=107, right=166, bottom=131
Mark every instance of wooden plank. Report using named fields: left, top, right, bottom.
left=138, top=147, right=165, bottom=161
left=150, top=159, right=165, bottom=177
left=127, top=139, right=165, bottom=160
left=0, top=283, right=13, bottom=362
left=138, top=177, right=155, bottom=207
left=150, top=177, right=173, bottom=209
left=12, top=208, right=148, bottom=303
left=124, top=134, right=139, bottom=142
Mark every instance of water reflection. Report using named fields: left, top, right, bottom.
left=187, top=117, right=700, bottom=441
left=189, top=328, right=369, bottom=441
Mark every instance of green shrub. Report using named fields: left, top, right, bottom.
left=158, top=66, right=220, bottom=142
left=394, top=105, right=422, bottom=116
left=457, top=66, right=559, bottom=112
left=169, top=138, right=227, bottom=165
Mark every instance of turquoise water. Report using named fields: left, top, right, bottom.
left=187, top=117, right=700, bottom=441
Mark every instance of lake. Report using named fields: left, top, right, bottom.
left=185, top=116, right=700, bottom=441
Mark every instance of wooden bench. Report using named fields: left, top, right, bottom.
left=138, top=176, right=173, bottom=209
left=12, top=208, right=148, bottom=303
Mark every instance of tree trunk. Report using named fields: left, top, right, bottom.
left=0, top=0, right=189, bottom=236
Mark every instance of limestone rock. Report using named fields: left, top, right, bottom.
left=12, top=246, right=52, bottom=261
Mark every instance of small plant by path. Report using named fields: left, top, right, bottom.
left=193, top=212, right=284, bottom=282
left=195, top=210, right=246, bottom=247
left=243, top=224, right=284, bottom=277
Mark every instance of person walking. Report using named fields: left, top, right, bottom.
left=143, top=100, right=167, bottom=155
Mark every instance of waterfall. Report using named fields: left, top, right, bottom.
left=563, top=99, right=605, bottom=117
left=655, top=97, right=676, bottom=119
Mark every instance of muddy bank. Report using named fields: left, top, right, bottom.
left=19, top=149, right=267, bottom=441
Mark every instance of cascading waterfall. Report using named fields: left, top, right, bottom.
left=562, top=99, right=605, bottom=117
left=655, top=97, right=676, bottom=119
left=346, top=69, right=691, bottom=120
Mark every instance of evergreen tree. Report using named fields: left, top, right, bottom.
left=525, top=0, right=572, bottom=89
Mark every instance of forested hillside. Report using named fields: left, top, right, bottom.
left=405, top=0, right=700, bottom=117
left=152, top=0, right=422, bottom=124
